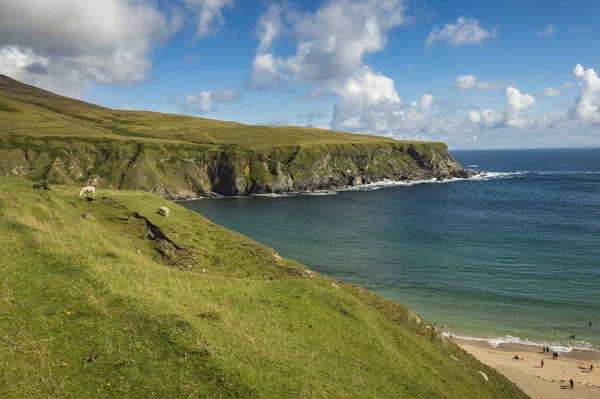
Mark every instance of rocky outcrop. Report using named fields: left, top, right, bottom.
left=0, top=136, right=471, bottom=199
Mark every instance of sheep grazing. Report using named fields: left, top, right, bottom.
left=79, top=186, right=96, bottom=197
left=158, top=207, right=170, bottom=217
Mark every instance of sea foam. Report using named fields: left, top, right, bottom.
left=248, top=171, right=527, bottom=198
left=441, top=332, right=597, bottom=353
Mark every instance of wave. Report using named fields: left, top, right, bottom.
left=184, top=171, right=528, bottom=200
left=251, top=191, right=339, bottom=198
left=535, top=170, right=600, bottom=175
left=441, top=332, right=598, bottom=353
left=467, top=165, right=479, bottom=168
left=467, top=171, right=527, bottom=180
left=348, top=172, right=527, bottom=191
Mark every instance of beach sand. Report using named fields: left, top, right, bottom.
left=450, top=338, right=600, bottom=399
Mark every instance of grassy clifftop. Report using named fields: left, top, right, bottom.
left=0, top=75, right=468, bottom=198
left=0, top=177, right=527, bottom=398
left=0, top=73, right=405, bottom=149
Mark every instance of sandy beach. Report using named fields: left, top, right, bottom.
left=450, top=338, right=600, bottom=399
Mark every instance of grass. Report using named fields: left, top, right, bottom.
left=0, top=73, right=434, bottom=151
left=0, top=177, right=527, bottom=398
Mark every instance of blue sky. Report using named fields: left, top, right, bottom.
left=1, top=0, right=599, bottom=149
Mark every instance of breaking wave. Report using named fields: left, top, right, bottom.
left=441, top=332, right=598, bottom=353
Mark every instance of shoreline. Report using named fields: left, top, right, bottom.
left=441, top=332, right=599, bottom=354
left=451, top=337, right=600, bottom=399
left=174, top=170, right=522, bottom=201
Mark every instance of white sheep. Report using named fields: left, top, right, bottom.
left=158, top=207, right=170, bottom=217
left=79, top=186, right=96, bottom=197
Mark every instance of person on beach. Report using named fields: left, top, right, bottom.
left=541, top=360, right=544, bottom=368
left=569, top=379, right=574, bottom=389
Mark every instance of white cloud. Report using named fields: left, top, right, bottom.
left=468, top=109, right=502, bottom=129
left=249, top=0, right=410, bottom=89
left=455, top=75, right=503, bottom=91
left=122, top=103, right=134, bottom=111
left=573, top=25, right=586, bottom=33
left=504, top=86, right=535, bottom=126
left=568, top=64, right=600, bottom=123
left=420, top=94, right=433, bottom=111
left=0, top=0, right=181, bottom=97
left=467, top=86, right=535, bottom=130
left=562, top=81, right=576, bottom=88
left=182, top=0, right=234, bottom=40
left=425, top=16, right=498, bottom=49
left=256, top=3, right=284, bottom=52
left=540, top=87, right=563, bottom=97
left=180, top=87, right=240, bottom=114
left=248, top=53, right=283, bottom=89
left=331, top=67, right=401, bottom=131
left=537, top=23, right=557, bottom=37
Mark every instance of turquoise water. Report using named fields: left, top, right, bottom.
left=182, top=148, right=600, bottom=352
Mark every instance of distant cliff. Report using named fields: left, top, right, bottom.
left=0, top=136, right=470, bottom=199
left=0, top=73, right=470, bottom=199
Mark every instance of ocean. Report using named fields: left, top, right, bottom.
left=182, top=148, right=600, bottom=352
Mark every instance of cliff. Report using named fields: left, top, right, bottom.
left=0, top=74, right=470, bottom=199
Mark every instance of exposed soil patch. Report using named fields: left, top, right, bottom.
left=121, top=211, right=196, bottom=268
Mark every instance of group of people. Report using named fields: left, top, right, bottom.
left=542, top=346, right=559, bottom=359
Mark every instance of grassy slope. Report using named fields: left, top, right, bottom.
left=0, top=74, right=429, bottom=150
left=0, top=177, right=527, bottom=398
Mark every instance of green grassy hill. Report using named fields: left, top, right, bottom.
left=0, top=177, right=527, bottom=398
left=0, top=73, right=401, bottom=149
left=0, top=75, right=469, bottom=198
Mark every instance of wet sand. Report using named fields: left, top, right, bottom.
left=450, top=338, right=600, bottom=399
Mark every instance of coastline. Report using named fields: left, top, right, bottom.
left=451, top=337, right=600, bottom=399
left=175, top=170, right=523, bottom=201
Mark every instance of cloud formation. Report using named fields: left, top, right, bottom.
left=182, top=0, right=234, bottom=40
left=467, top=86, right=535, bottom=129
left=0, top=0, right=238, bottom=97
left=248, top=0, right=411, bottom=89
left=455, top=75, right=504, bottom=90
left=331, top=66, right=401, bottom=130
left=180, top=87, right=240, bottom=114
left=421, top=94, right=434, bottom=111
left=425, top=16, right=498, bottom=49
left=0, top=0, right=183, bottom=97
left=540, top=87, right=563, bottom=97
left=568, top=64, right=600, bottom=123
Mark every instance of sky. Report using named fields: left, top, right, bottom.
left=0, top=0, right=599, bottom=149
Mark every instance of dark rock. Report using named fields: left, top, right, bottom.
left=32, top=181, right=50, bottom=190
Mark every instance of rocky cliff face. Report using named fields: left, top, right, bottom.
left=0, top=136, right=470, bottom=199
